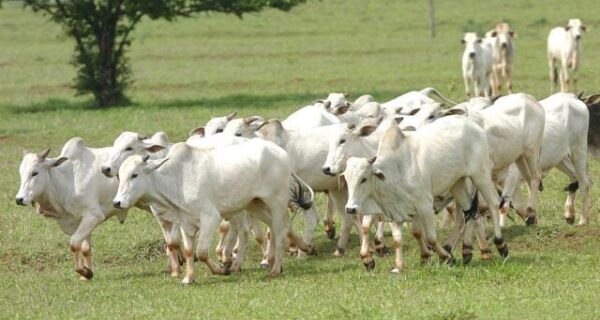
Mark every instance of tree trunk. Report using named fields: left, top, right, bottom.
left=95, top=16, right=123, bottom=108
left=428, top=0, right=435, bottom=38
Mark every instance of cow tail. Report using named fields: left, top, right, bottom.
left=289, top=172, right=314, bottom=211
left=463, top=191, right=479, bottom=222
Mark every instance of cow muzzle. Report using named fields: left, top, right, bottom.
left=15, top=197, right=25, bottom=206
left=322, top=167, right=335, bottom=176
left=113, top=200, right=123, bottom=209
left=468, top=52, right=476, bottom=58
left=101, top=166, right=114, bottom=177
left=345, top=206, right=358, bottom=214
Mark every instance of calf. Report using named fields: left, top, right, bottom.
left=462, top=32, right=494, bottom=97
left=548, top=19, right=587, bottom=93
left=486, top=23, right=516, bottom=94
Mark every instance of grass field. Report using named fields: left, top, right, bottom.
left=2, top=0, right=600, bottom=318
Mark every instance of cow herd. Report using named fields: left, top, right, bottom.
left=13, top=19, right=600, bottom=285
left=461, top=19, right=586, bottom=97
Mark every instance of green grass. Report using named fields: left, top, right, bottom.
left=2, top=0, right=600, bottom=318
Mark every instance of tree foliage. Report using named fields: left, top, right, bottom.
left=23, top=0, right=305, bottom=107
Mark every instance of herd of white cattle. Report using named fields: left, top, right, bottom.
left=462, top=19, right=586, bottom=97
left=14, top=19, right=600, bottom=285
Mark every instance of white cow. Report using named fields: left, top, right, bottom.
left=451, top=93, right=545, bottom=225
left=112, top=140, right=316, bottom=284
left=462, top=32, right=494, bottom=98
left=381, top=87, right=456, bottom=116
left=16, top=140, right=129, bottom=280
left=500, top=93, right=590, bottom=225
left=343, top=117, right=508, bottom=267
left=188, top=112, right=237, bottom=137
left=548, top=19, right=587, bottom=93
left=335, top=102, right=383, bottom=125
left=486, top=23, right=516, bottom=95
left=258, top=121, right=362, bottom=256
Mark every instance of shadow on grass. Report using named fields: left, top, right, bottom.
left=2, top=89, right=428, bottom=114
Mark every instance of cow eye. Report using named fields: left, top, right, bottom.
left=31, top=171, right=38, bottom=177
left=131, top=173, right=138, bottom=179
left=235, top=133, right=242, bottom=137
left=360, top=177, right=367, bottom=184
left=216, top=129, right=223, bottom=133
left=339, top=139, right=346, bottom=145
left=125, top=147, right=133, bottom=151
left=428, top=115, right=435, bottom=120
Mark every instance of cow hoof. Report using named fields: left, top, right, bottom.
left=363, top=259, right=376, bottom=271
left=230, top=266, right=242, bottom=273
left=180, top=279, right=194, bottom=286
left=497, top=246, right=509, bottom=258
left=76, top=267, right=93, bottom=280
left=326, top=228, right=336, bottom=240
left=442, top=244, right=452, bottom=254
left=445, top=255, right=456, bottom=266
left=307, top=246, right=317, bottom=256
left=462, top=253, right=473, bottom=265
left=376, top=246, right=389, bottom=257
left=259, top=261, right=270, bottom=269
left=222, top=266, right=231, bottom=276
left=565, top=216, right=575, bottom=225
left=526, top=216, right=537, bottom=226
left=390, top=267, right=402, bottom=274
left=334, top=247, right=345, bottom=257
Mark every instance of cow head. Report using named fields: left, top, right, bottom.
left=566, top=19, right=586, bottom=41
left=204, top=112, right=237, bottom=136
left=16, top=148, right=68, bottom=206
left=494, top=23, right=515, bottom=49
left=343, top=156, right=384, bottom=215
left=102, top=132, right=166, bottom=178
left=462, top=32, right=481, bottom=59
left=318, top=92, right=352, bottom=115
left=222, top=116, right=265, bottom=138
left=323, top=119, right=381, bottom=176
left=113, top=154, right=168, bottom=209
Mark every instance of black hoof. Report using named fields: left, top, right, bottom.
left=526, top=216, right=537, bottom=225
left=497, top=245, right=509, bottom=258
left=364, top=259, right=376, bottom=271
left=442, top=244, right=452, bottom=254
left=326, top=228, right=336, bottom=240
left=462, top=253, right=473, bottom=265
left=376, top=245, right=389, bottom=257
left=222, top=264, right=231, bottom=276
left=259, top=262, right=270, bottom=269
left=78, top=267, right=94, bottom=280
left=445, top=255, right=456, bottom=266
left=335, top=247, right=345, bottom=257
left=565, top=216, right=575, bottom=225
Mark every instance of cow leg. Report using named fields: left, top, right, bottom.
left=506, top=65, right=513, bottom=93
left=156, top=217, right=181, bottom=277
left=180, top=225, right=198, bottom=285
left=464, top=76, right=471, bottom=98
left=196, top=212, right=229, bottom=276
left=499, top=164, right=521, bottom=227
left=221, top=219, right=239, bottom=270
left=524, top=152, right=543, bottom=225
left=556, top=160, right=578, bottom=224
left=215, top=220, right=230, bottom=260
left=324, top=193, right=336, bottom=240
left=329, top=189, right=352, bottom=257
left=549, top=58, right=557, bottom=93
left=419, top=205, right=453, bottom=264
left=359, top=214, right=375, bottom=270
left=411, top=217, right=431, bottom=264
left=390, top=222, right=404, bottom=273
left=81, top=236, right=92, bottom=272
left=448, top=179, right=474, bottom=262
left=298, top=205, right=318, bottom=258
left=70, top=215, right=103, bottom=281
left=560, top=60, right=569, bottom=92
left=514, top=156, right=539, bottom=225
left=471, top=171, right=507, bottom=259
left=230, top=216, right=249, bottom=273
left=374, top=215, right=388, bottom=256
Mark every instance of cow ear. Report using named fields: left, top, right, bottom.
left=373, top=168, right=385, bottom=181
left=461, top=39, right=466, bottom=44
left=337, top=174, right=346, bottom=190
left=145, top=144, right=165, bottom=153
left=476, top=38, right=482, bottom=43
left=394, top=116, right=404, bottom=124
left=509, top=30, right=516, bottom=37
left=323, top=101, right=332, bottom=109
left=581, top=25, right=587, bottom=32
left=226, top=111, right=237, bottom=121
left=48, top=157, right=68, bottom=168
left=145, top=158, right=168, bottom=172
left=358, top=125, right=377, bottom=137
left=395, top=107, right=403, bottom=114
left=188, top=126, right=205, bottom=137
left=491, top=31, right=498, bottom=37
left=565, top=25, right=571, bottom=31
left=334, top=104, right=351, bottom=115
left=442, top=108, right=465, bottom=117
left=408, top=108, right=420, bottom=116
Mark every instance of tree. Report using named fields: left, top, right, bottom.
left=23, top=0, right=306, bottom=108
